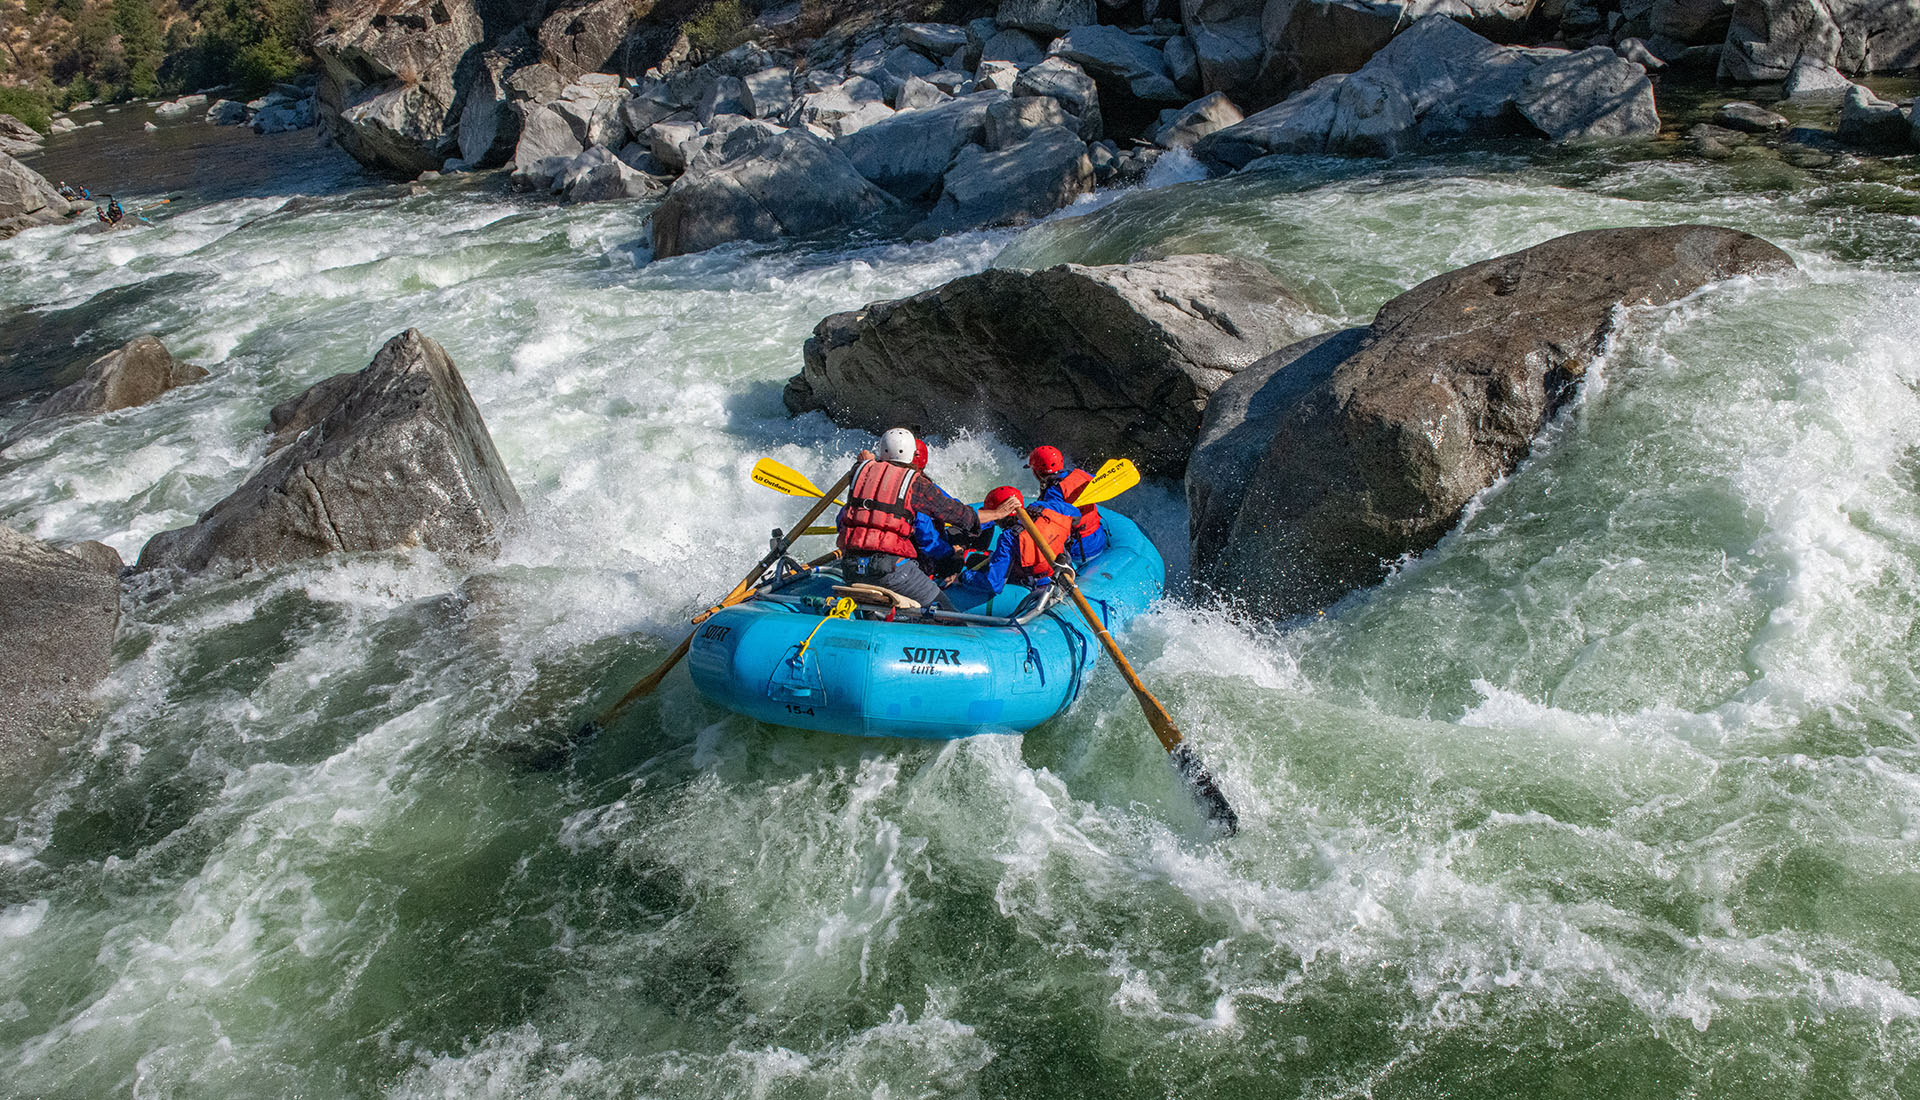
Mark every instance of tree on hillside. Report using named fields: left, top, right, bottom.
left=113, top=0, right=163, bottom=96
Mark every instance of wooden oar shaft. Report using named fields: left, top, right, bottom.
left=588, top=470, right=853, bottom=731
left=1016, top=508, right=1184, bottom=752
left=1014, top=507, right=1237, bottom=833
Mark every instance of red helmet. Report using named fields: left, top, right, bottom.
left=984, top=485, right=1024, bottom=509
left=912, top=439, right=929, bottom=470
left=1027, top=445, right=1065, bottom=479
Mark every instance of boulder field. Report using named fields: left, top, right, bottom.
left=136, top=330, right=522, bottom=574
left=292, top=0, right=1920, bottom=257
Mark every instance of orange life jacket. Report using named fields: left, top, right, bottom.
left=838, top=459, right=919, bottom=559
left=1058, top=467, right=1102, bottom=543
left=1012, top=506, right=1074, bottom=582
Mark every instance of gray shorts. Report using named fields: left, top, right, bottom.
left=844, top=554, right=953, bottom=611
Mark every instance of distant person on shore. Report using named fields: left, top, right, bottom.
left=952, top=486, right=1073, bottom=598
left=1027, top=445, right=1108, bottom=560
left=837, top=428, right=1018, bottom=609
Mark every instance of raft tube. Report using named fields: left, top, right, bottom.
left=688, top=509, right=1165, bottom=739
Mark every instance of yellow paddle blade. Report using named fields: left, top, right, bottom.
left=753, top=458, right=848, bottom=506
left=1072, top=458, right=1140, bottom=507
left=752, top=457, right=824, bottom=497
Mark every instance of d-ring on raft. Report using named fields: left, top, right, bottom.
left=687, top=510, right=1165, bottom=739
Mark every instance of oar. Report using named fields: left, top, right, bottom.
left=1013, top=478, right=1239, bottom=835
left=579, top=467, right=855, bottom=736
left=753, top=457, right=846, bottom=507
left=1071, top=458, right=1138, bottom=504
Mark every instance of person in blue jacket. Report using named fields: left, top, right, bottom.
left=952, top=486, right=1074, bottom=599
left=1027, top=445, right=1109, bottom=560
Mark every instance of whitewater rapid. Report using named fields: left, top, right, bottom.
left=3, top=141, right=1920, bottom=1097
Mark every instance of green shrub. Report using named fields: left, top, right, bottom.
left=683, top=0, right=747, bottom=55
left=0, top=87, right=54, bottom=133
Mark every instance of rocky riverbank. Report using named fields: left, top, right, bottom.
left=286, top=0, right=1917, bottom=258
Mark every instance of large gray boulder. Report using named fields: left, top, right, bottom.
left=510, top=103, right=590, bottom=181
left=537, top=0, right=658, bottom=79
left=998, top=0, right=1098, bottom=37
left=0, top=524, right=121, bottom=767
left=1, top=152, right=72, bottom=238
left=1720, top=0, right=1920, bottom=80
left=648, top=127, right=901, bottom=258
left=1514, top=46, right=1660, bottom=141
left=744, top=68, right=794, bottom=119
left=1252, top=0, right=1397, bottom=103
left=1152, top=91, right=1245, bottom=148
left=1780, top=59, right=1852, bottom=99
left=460, top=56, right=568, bottom=170
left=1649, top=0, right=1734, bottom=43
left=1013, top=57, right=1104, bottom=139
left=835, top=91, right=1006, bottom=201
left=1194, top=16, right=1656, bottom=165
left=981, top=28, right=1046, bottom=66
left=785, top=254, right=1325, bottom=477
left=137, top=330, right=522, bottom=574
left=1051, top=26, right=1186, bottom=102
left=912, top=126, right=1093, bottom=237
left=987, top=95, right=1079, bottom=149
left=18, top=336, right=207, bottom=428
left=312, top=0, right=489, bottom=176
left=1836, top=83, right=1911, bottom=148
left=1182, top=0, right=1265, bottom=98
left=1187, top=226, right=1795, bottom=616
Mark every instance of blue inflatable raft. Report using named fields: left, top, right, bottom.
left=687, top=510, right=1165, bottom=739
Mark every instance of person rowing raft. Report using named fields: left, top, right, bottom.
left=836, top=428, right=1019, bottom=610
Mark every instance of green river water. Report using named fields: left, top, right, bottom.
left=3, top=111, right=1920, bottom=1098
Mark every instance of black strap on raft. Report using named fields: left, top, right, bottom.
left=1012, top=619, right=1045, bottom=686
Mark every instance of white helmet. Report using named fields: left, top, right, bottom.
left=877, top=427, right=917, bottom=465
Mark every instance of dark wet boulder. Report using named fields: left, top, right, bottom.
left=18, top=336, right=207, bottom=428
left=312, top=0, right=490, bottom=176
left=785, top=254, right=1325, bottom=477
left=1187, top=225, right=1795, bottom=617
left=648, top=127, right=900, bottom=258
left=266, top=370, right=360, bottom=452
left=137, top=330, right=521, bottom=574
left=1836, top=84, right=1910, bottom=148
left=0, top=524, right=121, bottom=766
left=0, top=151, right=73, bottom=239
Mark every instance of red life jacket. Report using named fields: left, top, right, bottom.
left=1013, top=507, right=1074, bottom=582
left=1058, top=467, right=1103, bottom=543
left=838, top=459, right=920, bottom=559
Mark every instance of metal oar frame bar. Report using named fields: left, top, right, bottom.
left=759, top=554, right=1069, bottom=628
